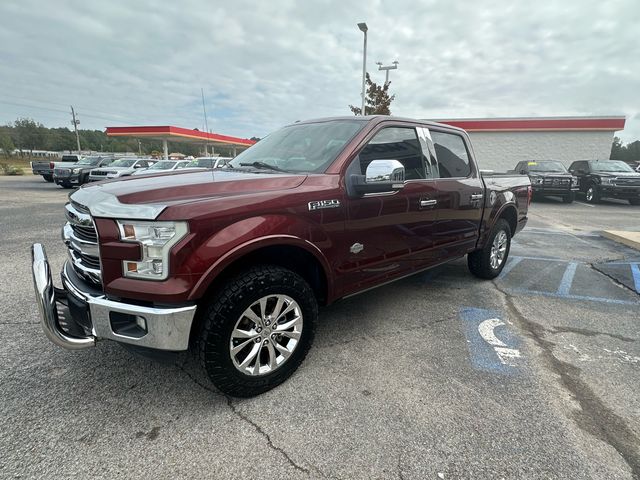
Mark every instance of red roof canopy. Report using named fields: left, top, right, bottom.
left=436, top=116, right=625, bottom=132
left=106, top=126, right=256, bottom=147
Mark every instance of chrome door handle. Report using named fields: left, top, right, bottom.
left=420, top=199, right=437, bottom=207
left=470, top=193, right=484, bottom=200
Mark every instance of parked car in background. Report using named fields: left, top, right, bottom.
left=53, top=156, right=115, bottom=188
left=88, top=158, right=155, bottom=181
left=31, top=154, right=82, bottom=182
left=131, top=160, right=190, bottom=176
left=568, top=160, right=640, bottom=205
left=511, top=160, right=578, bottom=203
left=180, top=156, right=232, bottom=171
left=31, top=116, right=530, bottom=397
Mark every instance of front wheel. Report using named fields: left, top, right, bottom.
left=562, top=192, right=575, bottom=204
left=585, top=186, right=600, bottom=203
left=468, top=219, right=511, bottom=279
left=198, top=265, right=317, bottom=397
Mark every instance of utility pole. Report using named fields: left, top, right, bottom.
left=357, top=23, right=368, bottom=116
left=376, top=60, right=399, bottom=85
left=138, top=140, right=142, bottom=155
left=70, top=106, right=81, bottom=153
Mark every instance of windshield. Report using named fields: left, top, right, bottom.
left=76, top=156, right=103, bottom=166
left=148, top=161, right=176, bottom=170
left=589, top=160, right=634, bottom=172
left=186, top=158, right=215, bottom=168
left=228, top=120, right=365, bottom=173
left=109, top=159, right=136, bottom=168
left=527, top=161, right=567, bottom=173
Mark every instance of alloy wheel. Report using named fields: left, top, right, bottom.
left=229, top=294, right=303, bottom=376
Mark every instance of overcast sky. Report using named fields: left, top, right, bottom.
left=1, top=0, right=638, bottom=141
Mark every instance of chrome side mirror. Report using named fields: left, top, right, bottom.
left=351, top=159, right=405, bottom=195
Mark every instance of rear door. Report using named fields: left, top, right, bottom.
left=429, top=129, right=484, bottom=257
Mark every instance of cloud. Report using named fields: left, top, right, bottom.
left=0, top=0, right=638, bottom=141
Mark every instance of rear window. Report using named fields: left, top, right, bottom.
left=431, top=131, right=471, bottom=178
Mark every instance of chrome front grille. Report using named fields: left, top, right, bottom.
left=614, top=177, right=640, bottom=187
left=543, top=177, right=570, bottom=186
left=63, top=202, right=101, bottom=285
left=70, top=224, right=97, bottom=243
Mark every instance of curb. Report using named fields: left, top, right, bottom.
left=602, top=230, right=640, bottom=251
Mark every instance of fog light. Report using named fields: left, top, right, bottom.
left=136, top=316, right=147, bottom=332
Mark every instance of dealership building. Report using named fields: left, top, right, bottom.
left=437, top=116, right=626, bottom=172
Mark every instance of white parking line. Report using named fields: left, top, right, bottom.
left=575, top=201, right=596, bottom=208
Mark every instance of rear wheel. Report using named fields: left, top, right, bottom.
left=42, top=174, right=53, bottom=182
left=198, top=265, right=317, bottom=397
left=562, top=192, right=575, bottom=204
left=585, top=186, right=600, bottom=203
left=630, top=198, right=640, bottom=206
left=468, top=219, right=511, bottom=279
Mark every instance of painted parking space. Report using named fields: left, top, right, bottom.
left=459, top=307, right=524, bottom=374
left=497, top=256, right=640, bottom=306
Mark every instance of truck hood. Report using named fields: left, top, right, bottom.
left=92, top=166, right=133, bottom=173
left=529, top=172, right=572, bottom=178
left=595, top=172, right=640, bottom=179
left=71, top=170, right=307, bottom=220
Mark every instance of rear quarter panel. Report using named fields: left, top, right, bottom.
left=478, top=174, right=530, bottom=247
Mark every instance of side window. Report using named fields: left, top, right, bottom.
left=358, top=127, right=427, bottom=180
left=431, top=131, right=472, bottom=178
left=137, top=161, right=149, bottom=168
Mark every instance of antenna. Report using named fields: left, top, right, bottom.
left=201, top=88, right=212, bottom=157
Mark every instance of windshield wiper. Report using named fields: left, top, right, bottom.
left=239, top=161, right=286, bottom=172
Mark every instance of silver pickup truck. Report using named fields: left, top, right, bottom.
left=32, top=154, right=82, bottom=182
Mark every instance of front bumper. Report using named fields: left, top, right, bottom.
left=54, top=175, right=80, bottom=185
left=597, top=185, right=640, bottom=199
left=532, top=186, right=578, bottom=194
left=31, top=243, right=197, bottom=351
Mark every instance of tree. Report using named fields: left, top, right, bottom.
left=13, top=118, right=43, bottom=155
left=610, top=136, right=624, bottom=159
left=349, top=73, right=396, bottom=116
left=0, top=132, right=14, bottom=157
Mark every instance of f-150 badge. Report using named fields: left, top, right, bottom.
left=308, top=199, right=341, bottom=211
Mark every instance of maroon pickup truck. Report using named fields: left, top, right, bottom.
left=32, top=116, right=531, bottom=397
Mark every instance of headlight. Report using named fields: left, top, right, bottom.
left=72, top=168, right=81, bottom=174
left=533, top=177, right=544, bottom=184
left=117, top=221, right=188, bottom=280
left=571, top=176, right=578, bottom=185
left=601, top=177, right=614, bottom=184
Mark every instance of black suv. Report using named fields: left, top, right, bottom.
left=512, top=160, right=577, bottom=203
left=53, top=155, right=115, bottom=188
left=568, top=160, right=640, bottom=205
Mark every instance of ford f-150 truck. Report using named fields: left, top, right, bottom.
left=511, top=160, right=578, bottom=203
left=31, top=116, right=531, bottom=397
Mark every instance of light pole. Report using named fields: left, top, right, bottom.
left=357, top=22, right=368, bottom=116
left=376, top=60, right=399, bottom=85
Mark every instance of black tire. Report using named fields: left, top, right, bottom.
left=562, top=192, right=575, bottom=204
left=468, top=219, right=512, bottom=280
left=43, top=174, right=53, bottom=182
left=630, top=198, right=640, bottom=206
left=198, top=265, right=317, bottom=397
left=585, top=185, right=600, bottom=203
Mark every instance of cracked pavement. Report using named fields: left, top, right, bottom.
left=1, top=176, right=639, bottom=479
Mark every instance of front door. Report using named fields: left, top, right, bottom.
left=338, top=125, right=440, bottom=295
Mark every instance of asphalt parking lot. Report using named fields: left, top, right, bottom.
left=1, top=176, right=639, bottom=479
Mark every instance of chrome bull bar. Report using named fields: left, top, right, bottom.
left=31, top=243, right=95, bottom=350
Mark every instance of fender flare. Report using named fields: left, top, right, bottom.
left=188, top=234, right=333, bottom=301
